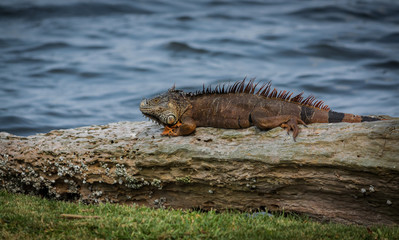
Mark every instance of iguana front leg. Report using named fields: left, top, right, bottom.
left=161, top=122, right=182, bottom=136
left=251, top=112, right=306, bottom=141
left=161, top=116, right=196, bottom=136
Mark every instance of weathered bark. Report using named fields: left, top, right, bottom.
left=0, top=120, right=398, bottom=225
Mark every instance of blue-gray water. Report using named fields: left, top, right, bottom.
left=1, top=0, right=398, bottom=136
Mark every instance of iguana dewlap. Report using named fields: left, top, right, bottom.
left=140, top=79, right=382, bottom=140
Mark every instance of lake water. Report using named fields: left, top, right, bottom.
left=1, top=0, right=398, bottom=136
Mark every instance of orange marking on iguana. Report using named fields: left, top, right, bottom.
left=161, top=121, right=182, bottom=136
left=140, top=78, right=384, bottom=140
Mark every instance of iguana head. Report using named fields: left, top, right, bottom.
left=140, top=87, right=191, bottom=126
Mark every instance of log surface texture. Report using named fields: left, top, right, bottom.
left=1, top=120, right=398, bottom=225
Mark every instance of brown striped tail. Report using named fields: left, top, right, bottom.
left=328, top=111, right=382, bottom=123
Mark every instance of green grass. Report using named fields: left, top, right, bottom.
left=0, top=190, right=398, bottom=240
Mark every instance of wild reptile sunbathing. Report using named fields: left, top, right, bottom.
left=140, top=79, right=383, bottom=140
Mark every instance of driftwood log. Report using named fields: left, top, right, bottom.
left=0, top=120, right=398, bottom=225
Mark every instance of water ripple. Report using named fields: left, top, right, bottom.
left=165, top=41, right=210, bottom=54
left=304, top=43, right=386, bottom=61
left=290, top=5, right=398, bottom=22
left=378, top=32, right=399, bottom=43
left=365, top=60, right=399, bottom=71
left=0, top=3, right=153, bottom=20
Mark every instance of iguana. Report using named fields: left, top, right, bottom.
left=140, top=79, right=383, bottom=140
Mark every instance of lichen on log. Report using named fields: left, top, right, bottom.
left=1, top=120, right=398, bottom=225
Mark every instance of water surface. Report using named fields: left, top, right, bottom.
left=1, top=0, right=398, bottom=135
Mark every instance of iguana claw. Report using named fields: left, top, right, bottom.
left=280, top=118, right=306, bottom=141
left=161, top=122, right=182, bottom=136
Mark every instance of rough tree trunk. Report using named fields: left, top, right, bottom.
left=1, top=120, right=398, bottom=225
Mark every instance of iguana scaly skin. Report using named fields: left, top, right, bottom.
left=140, top=79, right=383, bottom=140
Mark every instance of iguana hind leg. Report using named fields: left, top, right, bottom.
left=251, top=113, right=306, bottom=141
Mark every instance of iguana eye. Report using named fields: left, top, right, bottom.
left=167, top=115, right=176, bottom=125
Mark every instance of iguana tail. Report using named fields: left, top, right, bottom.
left=327, top=111, right=382, bottom=123
left=299, top=105, right=384, bottom=124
